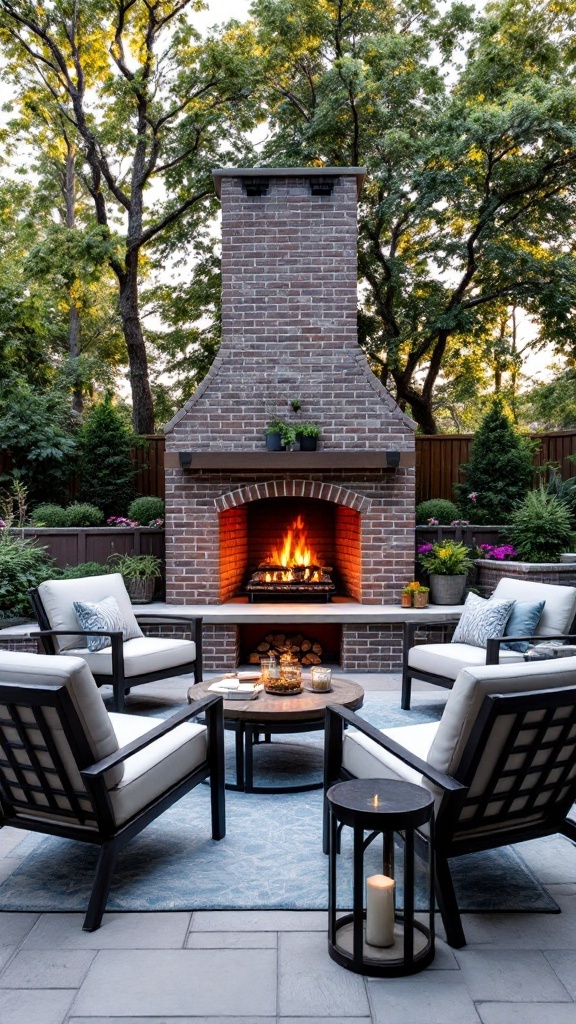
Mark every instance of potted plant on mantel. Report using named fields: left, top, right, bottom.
left=108, top=552, right=162, bottom=604
left=296, top=422, right=321, bottom=452
left=401, top=582, right=430, bottom=608
left=264, top=418, right=296, bottom=452
left=418, top=540, right=474, bottom=605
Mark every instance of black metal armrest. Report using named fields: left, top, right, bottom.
left=326, top=705, right=465, bottom=794
left=486, top=633, right=576, bottom=664
left=80, top=694, right=223, bottom=778
left=403, top=618, right=460, bottom=646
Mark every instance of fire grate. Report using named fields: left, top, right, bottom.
left=246, top=562, right=336, bottom=602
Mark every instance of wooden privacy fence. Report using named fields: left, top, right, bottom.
left=416, top=430, right=576, bottom=504
left=1, top=431, right=575, bottom=506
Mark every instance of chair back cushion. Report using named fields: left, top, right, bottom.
left=492, top=577, right=576, bottom=636
left=37, top=574, right=143, bottom=652
left=427, top=656, right=576, bottom=777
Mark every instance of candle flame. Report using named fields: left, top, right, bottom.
left=372, top=794, right=379, bottom=807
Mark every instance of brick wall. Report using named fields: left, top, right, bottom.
left=164, top=168, right=416, bottom=619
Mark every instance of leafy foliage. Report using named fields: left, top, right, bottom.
left=29, top=503, right=68, bottom=527
left=0, top=530, right=55, bottom=616
left=415, top=499, right=460, bottom=525
left=77, top=396, right=135, bottom=519
left=506, top=487, right=574, bottom=562
left=455, top=399, right=537, bottom=523
left=108, top=552, right=162, bottom=580
left=127, top=496, right=165, bottom=526
left=417, top=539, right=474, bottom=576
left=0, top=377, right=77, bottom=503
left=56, top=561, right=110, bottom=579
left=63, top=503, right=104, bottom=527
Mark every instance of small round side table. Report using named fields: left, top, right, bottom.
left=326, top=778, right=435, bottom=977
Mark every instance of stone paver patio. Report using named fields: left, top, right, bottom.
left=1, top=672, right=576, bottom=1023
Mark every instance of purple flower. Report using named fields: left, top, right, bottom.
left=427, top=517, right=439, bottom=526
left=107, top=516, right=138, bottom=528
left=418, top=543, right=433, bottom=555
left=0, top=519, right=5, bottom=529
left=479, top=544, right=517, bottom=561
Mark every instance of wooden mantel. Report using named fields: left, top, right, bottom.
left=164, top=451, right=415, bottom=471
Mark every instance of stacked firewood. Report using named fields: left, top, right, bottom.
left=248, top=631, right=323, bottom=666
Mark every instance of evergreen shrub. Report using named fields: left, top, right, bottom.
left=57, top=562, right=110, bottom=579
left=454, top=399, right=537, bottom=524
left=506, top=487, right=574, bottom=562
left=30, top=503, right=68, bottom=527
left=63, top=503, right=104, bottom=527
left=128, top=496, right=164, bottom=526
left=415, top=499, right=459, bottom=524
left=0, top=535, right=55, bottom=616
left=77, top=396, right=135, bottom=519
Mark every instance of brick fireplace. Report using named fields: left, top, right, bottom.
left=163, top=167, right=416, bottom=669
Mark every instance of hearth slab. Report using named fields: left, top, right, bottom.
left=134, top=602, right=464, bottom=624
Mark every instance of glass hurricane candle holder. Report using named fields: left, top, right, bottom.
left=310, top=666, right=332, bottom=691
left=281, top=663, right=302, bottom=688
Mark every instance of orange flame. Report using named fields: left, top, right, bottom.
left=264, top=516, right=321, bottom=582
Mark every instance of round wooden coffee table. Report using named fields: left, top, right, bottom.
left=188, top=676, right=364, bottom=793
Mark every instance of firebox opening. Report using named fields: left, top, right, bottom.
left=219, top=496, right=362, bottom=603
left=240, top=623, right=342, bottom=666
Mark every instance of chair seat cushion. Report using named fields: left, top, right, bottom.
left=62, top=637, right=196, bottom=678
left=408, top=642, right=523, bottom=681
left=343, top=721, right=439, bottom=790
left=107, top=712, right=207, bottom=825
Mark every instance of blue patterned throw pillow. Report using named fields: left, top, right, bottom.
left=500, top=600, right=546, bottom=653
left=73, top=596, right=128, bottom=653
left=451, top=592, right=515, bottom=649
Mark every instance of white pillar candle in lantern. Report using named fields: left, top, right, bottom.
left=366, top=874, right=395, bottom=947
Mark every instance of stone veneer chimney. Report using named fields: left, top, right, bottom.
left=164, top=168, right=416, bottom=623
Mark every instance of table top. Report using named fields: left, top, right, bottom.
left=188, top=675, right=364, bottom=723
left=327, top=778, right=433, bottom=830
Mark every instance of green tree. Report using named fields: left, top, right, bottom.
left=0, top=376, right=78, bottom=503
left=454, top=398, right=537, bottom=523
left=77, top=395, right=135, bottom=518
left=249, top=0, right=576, bottom=432
left=0, top=0, right=259, bottom=432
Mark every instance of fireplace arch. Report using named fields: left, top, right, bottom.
left=218, top=482, right=366, bottom=602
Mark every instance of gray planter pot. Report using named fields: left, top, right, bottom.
left=429, top=574, right=467, bottom=605
left=125, top=577, right=156, bottom=604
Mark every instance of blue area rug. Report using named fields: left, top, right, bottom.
left=0, top=695, right=560, bottom=915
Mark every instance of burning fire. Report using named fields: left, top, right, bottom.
left=263, top=516, right=322, bottom=583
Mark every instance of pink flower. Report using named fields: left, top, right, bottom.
left=0, top=519, right=5, bottom=529
left=468, top=492, right=478, bottom=502
left=427, top=517, right=439, bottom=526
left=451, top=519, right=470, bottom=526
left=107, top=516, right=138, bottom=528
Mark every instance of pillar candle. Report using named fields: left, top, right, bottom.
left=365, top=874, right=395, bottom=947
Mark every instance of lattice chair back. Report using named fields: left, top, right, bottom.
left=0, top=653, right=119, bottom=836
left=441, top=686, right=576, bottom=845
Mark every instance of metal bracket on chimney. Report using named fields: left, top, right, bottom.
left=309, top=175, right=338, bottom=196
left=385, top=451, right=401, bottom=468
left=242, top=177, right=269, bottom=197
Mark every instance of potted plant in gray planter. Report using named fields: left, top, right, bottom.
left=295, top=422, right=321, bottom=451
left=418, top=539, right=474, bottom=605
left=264, top=419, right=296, bottom=451
left=108, top=552, right=163, bottom=604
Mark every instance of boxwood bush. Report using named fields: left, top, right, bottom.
left=415, top=499, right=460, bottom=525
left=63, top=503, right=104, bottom=527
left=29, top=503, right=68, bottom=527
left=128, top=496, right=165, bottom=526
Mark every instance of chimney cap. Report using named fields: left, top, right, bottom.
left=212, top=166, right=366, bottom=198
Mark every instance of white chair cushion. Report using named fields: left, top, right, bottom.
left=37, top=574, right=143, bottom=653
left=62, top=636, right=196, bottom=678
left=0, top=651, right=123, bottom=797
left=492, top=577, right=576, bottom=636
left=408, top=642, right=523, bottom=681
left=107, top=712, right=207, bottom=825
left=427, top=655, right=576, bottom=777
left=343, top=721, right=439, bottom=789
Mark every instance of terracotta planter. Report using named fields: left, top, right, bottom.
left=401, top=594, right=412, bottom=607
left=413, top=592, right=429, bottom=608
left=429, top=574, right=467, bottom=605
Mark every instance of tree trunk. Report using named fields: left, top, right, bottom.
left=64, top=145, right=84, bottom=416
left=119, top=248, right=155, bottom=434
